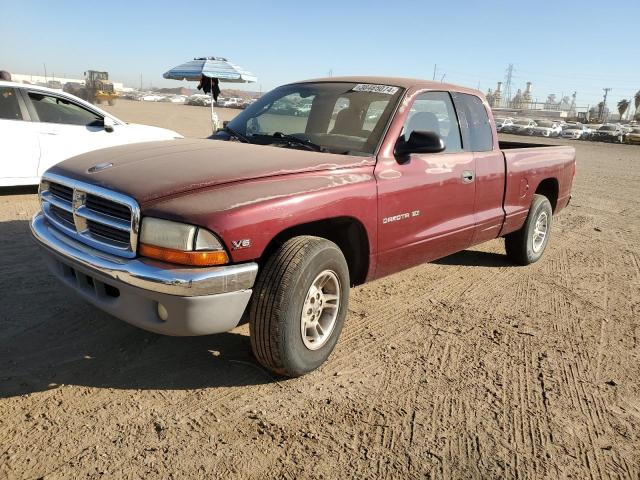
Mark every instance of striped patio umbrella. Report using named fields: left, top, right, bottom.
left=163, top=57, right=257, bottom=134
left=163, top=57, right=257, bottom=83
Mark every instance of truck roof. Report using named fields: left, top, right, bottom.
left=291, top=76, right=484, bottom=97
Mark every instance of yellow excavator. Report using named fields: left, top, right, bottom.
left=84, top=70, right=118, bottom=105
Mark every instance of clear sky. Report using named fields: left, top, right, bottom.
left=2, top=0, right=638, bottom=112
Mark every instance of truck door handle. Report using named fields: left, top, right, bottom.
left=461, top=171, right=475, bottom=183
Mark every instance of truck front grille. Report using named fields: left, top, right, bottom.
left=86, top=194, right=132, bottom=222
left=39, top=174, right=140, bottom=258
left=50, top=204, right=74, bottom=226
left=87, top=219, right=131, bottom=245
left=49, top=183, right=73, bottom=202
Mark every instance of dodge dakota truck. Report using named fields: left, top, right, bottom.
left=31, top=77, right=575, bottom=377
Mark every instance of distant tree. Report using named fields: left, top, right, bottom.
left=618, top=99, right=630, bottom=120
left=635, top=90, right=640, bottom=111
left=636, top=111, right=640, bottom=122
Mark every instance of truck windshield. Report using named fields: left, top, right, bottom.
left=220, top=82, right=404, bottom=155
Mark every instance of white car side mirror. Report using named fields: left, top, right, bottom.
left=103, top=116, right=115, bottom=132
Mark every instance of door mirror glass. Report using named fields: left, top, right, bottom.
left=103, top=116, right=115, bottom=132
left=395, top=130, right=445, bottom=157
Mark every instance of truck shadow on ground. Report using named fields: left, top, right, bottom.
left=434, top=248, right=514, bottom=268
left=0, top=220, right=277, bottom=399
left=0, top=185, right=39, bottom=196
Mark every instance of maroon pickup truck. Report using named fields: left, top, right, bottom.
left=31, top=77, right=575, bottom=377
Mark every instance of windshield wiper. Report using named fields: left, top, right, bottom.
left=224, top=125, right=250, bottom=143
left=265, top=132, right=326, bottom=152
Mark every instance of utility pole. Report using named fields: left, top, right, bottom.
left=599, top=88, right=611, bottom=122
left=43, top=63, right=47, bottom=82
left=432, top=64, right=437, bottom=81
left=504, top=63, right=514, bottom=109
left=140, top=73, right=143, bottom=90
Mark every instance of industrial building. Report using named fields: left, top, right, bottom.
left=486, top=81, right=579, bottom=120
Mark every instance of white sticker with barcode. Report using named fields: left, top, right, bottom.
left=352, top=84, right=399, bottom=95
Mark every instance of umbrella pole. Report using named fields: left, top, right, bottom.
left=210, top=77, right=215, bottom=135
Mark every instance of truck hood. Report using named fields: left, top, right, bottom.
left=47, top=138, right=374, bottom=205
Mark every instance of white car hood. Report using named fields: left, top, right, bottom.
left=121, top=123, right=183, bottom=140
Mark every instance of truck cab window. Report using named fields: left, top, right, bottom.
left=455, top=93, right=493, bottom=151
left=28, top=92, right=102, bottom=126
left=403, top=92, right=462, bottom=152
left=0, top=87, right=23, bottom=121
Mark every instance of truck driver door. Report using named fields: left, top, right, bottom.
left=375, top=91, right=476, bottom=278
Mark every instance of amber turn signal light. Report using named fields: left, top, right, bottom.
left=139, top=243, right=229, bottom=266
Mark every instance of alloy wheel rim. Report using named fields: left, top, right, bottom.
left=532, top=211, right=549, bottom=253
left=300, top=270, right=340, bottom=350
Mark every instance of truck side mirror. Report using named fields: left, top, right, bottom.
left=394, top=130, right=445, bottom=157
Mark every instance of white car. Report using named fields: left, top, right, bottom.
left=530, top=120, right=562, bottom=137
left=561, top=123, right=589, bottom=139
left=0, top=82, right=182, bottom=186
left=495, top=117, right=513, bottom=132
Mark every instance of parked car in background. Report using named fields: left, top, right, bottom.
left=0, top=81, right=182, bottom=186
left=495, top=117, right=513, bottom=132
left=625, top=127, right=640, bottom=144
left=31, top=76, right=575, bottom=377
left=502, top=118, right=536, bottom=134
left=530, top=120, right=562, bottom=137
left=217, top=97, right=243, bottom=108
left=186, top=94, right=212, bottom=106
left=561, top=123, right=589, bottom=139
left=46, top=80, right=63, bottom=90
left=141, top=94, right=164, bottom=102
left=591, top=124, right=625, bottom=143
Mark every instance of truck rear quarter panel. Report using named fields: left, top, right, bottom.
left=500, top=146, right=575, bottom=236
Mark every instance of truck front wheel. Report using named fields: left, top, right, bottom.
left=249, top=236, right=350, bottom=377
left=505, top=194, right=553, bottom=265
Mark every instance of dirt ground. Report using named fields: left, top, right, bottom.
left=1, top=101, right=639, bottom=479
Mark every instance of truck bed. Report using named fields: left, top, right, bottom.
left=499, top=140, right=557, bottom=149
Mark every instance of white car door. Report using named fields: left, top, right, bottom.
left=0, top=86, right=41, bottom=186
left=25, top=90, right=125, bottom=176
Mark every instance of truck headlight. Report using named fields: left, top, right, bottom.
left=139, top=217, right=229, bottom=266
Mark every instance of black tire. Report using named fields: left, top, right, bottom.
left=249, top=236, right=350, bottom=377
left=505, top=194, right=553, bottom=265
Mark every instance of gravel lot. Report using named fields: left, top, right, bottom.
left=1, top=101, right=639, bottom=479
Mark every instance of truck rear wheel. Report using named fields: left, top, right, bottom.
left=249, top=236, right=350, bottom=377
left=505, top=194, right=553, bottom=265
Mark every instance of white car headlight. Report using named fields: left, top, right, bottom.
left=139, top=217, right=228, bottom=266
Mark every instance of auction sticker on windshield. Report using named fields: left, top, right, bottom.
left=352, top=84, right=399, bottom=95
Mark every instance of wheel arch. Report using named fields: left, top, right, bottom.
left=534, top=177, right=559, bottom=212
left=259, top=216, right=370, bottom=286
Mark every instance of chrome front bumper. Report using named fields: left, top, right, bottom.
left=31, top=212, right=258, bottom=335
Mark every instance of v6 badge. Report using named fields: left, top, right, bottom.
left=231, top=239, right=251, bottom=250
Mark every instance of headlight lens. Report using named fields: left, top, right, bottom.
left=139, top=217, right=229, bottom=266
